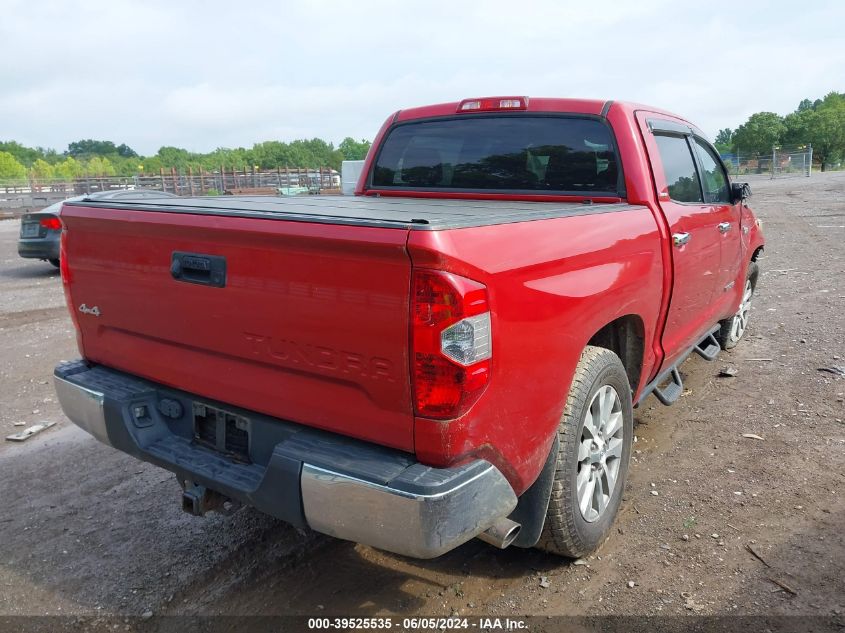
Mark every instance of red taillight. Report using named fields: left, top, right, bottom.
left=39, top=217, right=62, bottom=230
left=457, top=96, right=528, bottom=113
left=411, top=270, right=492, bottom=419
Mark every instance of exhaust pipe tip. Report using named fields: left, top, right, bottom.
left=477, top=518, right=521, bottom=549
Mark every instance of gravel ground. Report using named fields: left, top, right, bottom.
left=0, top=174, right=843, bottom=627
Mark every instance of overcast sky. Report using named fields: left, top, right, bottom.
left=2, top=0, right=843, bottom=156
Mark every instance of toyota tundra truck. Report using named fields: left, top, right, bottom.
left=54, top=97, right=764, bottom=559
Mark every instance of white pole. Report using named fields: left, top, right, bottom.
left=807, top=144, right=813, bottom=177
left=771, top=146, right=776, bottom=179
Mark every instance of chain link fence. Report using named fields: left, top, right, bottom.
left=722, top=145, right=813, bottom=179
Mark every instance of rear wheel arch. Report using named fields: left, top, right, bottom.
left=508, top=322, right=642, bottom=551
left=586, top=315, right=646, bottom=393
left=534, top=345, right=634, bottom=557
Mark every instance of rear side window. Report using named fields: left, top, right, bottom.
left=692, top=138, right=730, bottom=203
left=653, top=134, right=702, bottom=203
left=371, top=116, right=621, bottom=195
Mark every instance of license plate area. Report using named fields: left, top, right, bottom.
left=192, top=403, right=251, bottom=463
left=21, top=223, right=39, bottom=238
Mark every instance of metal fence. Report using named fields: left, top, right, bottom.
left=0, top=166, right=341, bottom=197
left=722, top=145, right=813, bottom=179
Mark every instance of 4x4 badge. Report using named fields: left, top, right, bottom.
left=78, top=304, right=101, bottom=317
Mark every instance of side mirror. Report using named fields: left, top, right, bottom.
left=730, top=182, right=751, bottom=204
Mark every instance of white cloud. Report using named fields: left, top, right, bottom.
left=1, top=0, right=843, bottom=153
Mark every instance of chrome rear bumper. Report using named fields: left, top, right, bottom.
left=54, top=361, right=517, bottom=559
left=55, top=376, right=108, bottom=444
left=301, top=462, right=516, bottom=559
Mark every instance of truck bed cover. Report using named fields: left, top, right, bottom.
left=64, top=194, right=638, bottom=231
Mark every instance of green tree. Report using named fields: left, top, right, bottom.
left=204, top=147, right=254, bottom=170
left=252, top=141, right=296, bottom=169
left=797, top=98, right=815, bottom=113
left=141, top=155, right=163, bottom=174
left=108, top=155, right=143, bottom=177
left=54, top=157, right=84, bottom=179
left=116, top=143, right=138, bottom=158
left=809, top=96, right=842, bottom=169
left=289, top=138, right=337, bottom=168
left=0, top=151, right=27, bottom=179
left=339, top=137, right=371, bottom=161
left=85, top=156, right=116, bottom=176
left=783, top=92, right=845, bottom=170
left=156, top=146, right=194, bottom=170
left=714, top=128, right=733, bottom=154
left=30, top=158, right=55, bottom=180
left=732, top=112, right=786, bottom=155
left=0, top=141, right=42, bottom=167
left=67, top=139, right=118, bottom=157
left=41, top=147, right=62, bottom=164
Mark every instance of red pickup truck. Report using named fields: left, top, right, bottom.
left=54, top=97, right=764, bottom=559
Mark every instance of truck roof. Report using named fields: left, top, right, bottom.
left=392, top=97, right=694, bottom=128
left=64, top=195, right=643, bottom=231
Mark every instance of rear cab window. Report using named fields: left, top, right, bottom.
left=370, top=115, right=623, bottom=196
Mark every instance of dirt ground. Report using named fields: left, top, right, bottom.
left=0, top=174, right=843, bottom=628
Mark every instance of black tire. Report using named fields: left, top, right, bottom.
left=48, top=259, right=60, bottom=268
left=717, top=261, right=759, bottom=350
left=535, top=346, right=633, bottom=558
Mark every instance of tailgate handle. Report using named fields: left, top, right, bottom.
left=171, top=252, right=226, bottom=288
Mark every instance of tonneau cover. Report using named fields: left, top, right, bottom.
left=64, top=194, right=636, bottom=230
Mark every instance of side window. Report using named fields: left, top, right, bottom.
left=653, top=134, right=702, bottom=203
left=692, top=138, right=730, bottom=203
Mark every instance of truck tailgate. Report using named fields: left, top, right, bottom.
left=60, top=205, right=414, bottom=451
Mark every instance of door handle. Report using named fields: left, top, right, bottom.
left=672, top=232, right=691, bottom=247
left=718, top=222, right=731, bottom=233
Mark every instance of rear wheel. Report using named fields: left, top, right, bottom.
left=718, top=261, right=759, bottom=349
left=48, top=259, right=60, bottom=268
left=535, top=346, right=633, bottom=558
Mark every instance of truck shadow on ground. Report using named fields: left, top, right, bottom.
left=0, top=379, right=691, bottom=620
left=0, top=427, right=567, bottom=618
left=166, top=514, right=570, bottom=617
left=0, top=411, right=669, bottom=620
left=0, top=375, right=742, bottom=621
left=3, top=423, right=843, bottom=620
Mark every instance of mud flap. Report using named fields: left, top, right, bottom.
left=508, top=434, right=559, bottom=548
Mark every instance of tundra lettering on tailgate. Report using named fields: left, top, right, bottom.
left=243, top=332, right=396, bottom=382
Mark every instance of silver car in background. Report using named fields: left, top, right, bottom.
left=18, top=190, right=176, bottom=267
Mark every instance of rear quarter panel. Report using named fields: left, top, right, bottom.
left=408, top=207, right=663, bottom=493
